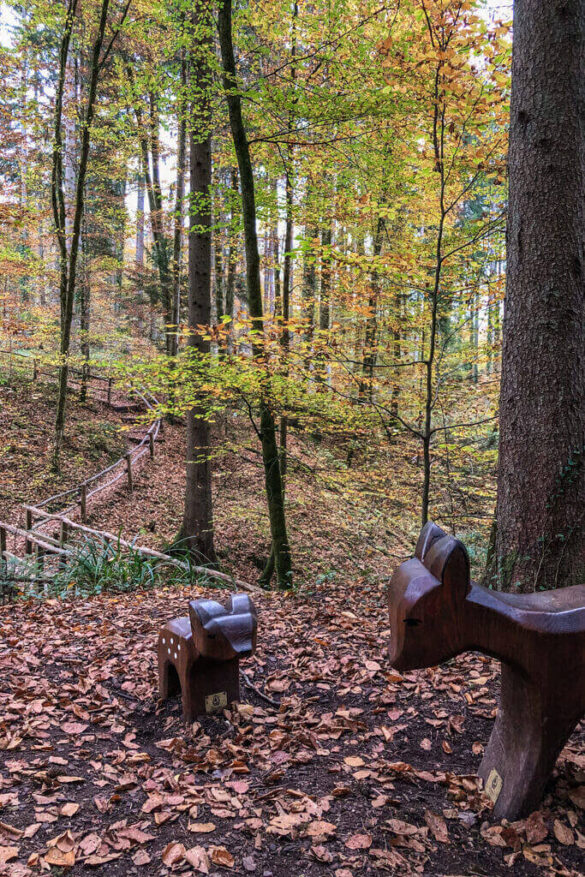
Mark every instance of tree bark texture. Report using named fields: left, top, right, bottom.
left=181, top=0, right=216, bottom=565
left=496, top=0, right=585, bottom=591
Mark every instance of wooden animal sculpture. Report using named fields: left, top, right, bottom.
left=388, top=522, right=585, bottom=819
left=158, top=594, right=257, bottom=721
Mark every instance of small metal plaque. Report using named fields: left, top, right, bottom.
left=205, top=691, right=228, bottom=714
left=485, top=769, right=503, bottom=804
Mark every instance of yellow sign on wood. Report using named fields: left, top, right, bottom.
left=205, top=691, right=228, bottom=714
left=485, top=769, right=503, bottom=804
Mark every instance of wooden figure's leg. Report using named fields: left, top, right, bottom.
left=159, top=659, right=181, bottom=700
left=186, top=657, right=241, bottom=717
left=478, top=663, right=578, bottom=819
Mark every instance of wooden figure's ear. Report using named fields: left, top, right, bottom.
left=425, top=535, right=470, bottom=597
left=415, top=521, right=448, bottom=563
left=227, top=594, right=257, bottom=620
left=189, top=599, right=224, bottom=633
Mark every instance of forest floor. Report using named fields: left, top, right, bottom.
left=0, top=368, right=127, bottom=527
left=1, top=367, right=584, bottom=876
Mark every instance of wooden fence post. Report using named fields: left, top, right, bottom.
left=0, top=525, right=6, bottom=571
left=59, top=521, right=69, bottom=569
left=33, top=358, right=37, bottom=381
left=126, top=453, right=133, bottom=493
left=25, top=508, right=32, bottom=555
left=80, top=484, right=87, bottom=523
left=107, top=378, right=112, bottom=405
left=149, top=432, right=155, bottom=459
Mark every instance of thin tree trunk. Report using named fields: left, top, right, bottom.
left=495, top=0, right=585, bottom=591
left=302, top=222, right=316, bottom=346
left=79, top=214, right=90, bottom=403
left=171, top=49, right=187, bottom=356
left=53, top=0, right=111, bottom=469
left=136, top=158, right=145, bottom=330
left=218, top=0, right=292, bottom=589
left=420, top=46, right=447, bottom=527
left=360, top=216, right=384, bottom=401
left=225, top=168, right=238, bottom=315
left=319, top=223, right=331, bottom=333
left=214, top=188, right=224, bottom=322
left=149, top=91, right=174, bottom=353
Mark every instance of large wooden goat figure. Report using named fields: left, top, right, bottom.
left=158, top=594, right=257, bottom=721
left=388, top=522, right=585, bottom=819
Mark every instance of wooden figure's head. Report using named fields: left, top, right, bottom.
left=189, top=593, right=258, bottom=660
left=388, top=522, right=470, bottom=671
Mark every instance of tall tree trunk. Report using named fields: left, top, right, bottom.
left=214, top=181, right=224, bottom=323
left=180, top=0, right=216, bottom=564
left=171, top=49, right=187, bottom=356
left=136, top=159, right=145, bottom=330
left=495, top=0, right=585, bottom=591
left=53, top=0, right=111, bottom=469
left=420, top=34, right=448, bottom=527
left=360, top=216, right=384, bottom=401
left=319, top=222, right=331, bottom=334
left=149, top=92, right=174, bottom=353
left=302, top=223, right=316, bottom=345
left=79, top=214, right=90, bottom=403
left=136, top=162, right=145, bottom=267
left=218, top=0, right=292, bottom=589
left=225, top=167, right=238, bottom=351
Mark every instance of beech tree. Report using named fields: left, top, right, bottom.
left=495, top=0, right=585, bottom=591
left=179, top=0, right=216, bottom=564
left=52, top=0, right=130, bottom=468
left=218, top=0, right=292, bottom=589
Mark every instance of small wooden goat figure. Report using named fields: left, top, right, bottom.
left=388, top=522, right=585, bottom=819
left=158, top=593, right=257, bottom=720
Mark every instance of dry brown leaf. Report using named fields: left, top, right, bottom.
left=44, top=847, right=76, bottom=867
left=60, top=802, right=79, bottom=817
left=568, top=786, right=585, bottom=809
left=161, top=842, right=186, bottom=866
left=386, top=818, right=419, bottom=836
left=189, top=821, right=216, bottom=834
left=553, top=819, right=574, bottom=846
left=0, top=846, right=19, bottom=865
left=343, top=756, right=364, bottom=768
left=424, top=810, right=449, bottom=843
left=0, top=821, right=23, bottom=840
left=524, top=811, right=548, bottom=844
left=132, top=849, right=151, bottom=866
left=305, top=820, right=336, bottom=838
left=210, top=845, right=235, bottom=868
left=345, top=832, right=372, bottom=850
left=185, top=845, right=210, bottom=873
left=311, top=844, right=334, bottom=862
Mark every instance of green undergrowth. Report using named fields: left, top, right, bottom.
left=1, top=536, right=230, bottom=601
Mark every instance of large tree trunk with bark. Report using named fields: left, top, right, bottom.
left=495, top=0, right=585, bottom=591
left=180, top=0, right=216, bottom=565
